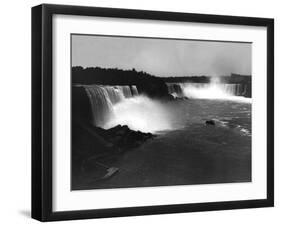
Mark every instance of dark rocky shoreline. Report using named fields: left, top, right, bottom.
left=72, top=121, right=156, bottom=185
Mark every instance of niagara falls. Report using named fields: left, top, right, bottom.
left=71, top=34, right=252, bottom=190
left=75, top=78, right=251, bottom=134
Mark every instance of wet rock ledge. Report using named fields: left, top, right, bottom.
left=95, top=124, right=155, bottom=149
left=72, top=121, right=156, bottom=164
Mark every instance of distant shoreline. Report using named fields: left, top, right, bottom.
left=72, top=66, right=251, bottom=98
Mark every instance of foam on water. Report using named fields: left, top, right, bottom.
left=78, top=81, right=251, bottom=134
left=104, top=95, right=174, bottom=133
left=167, top=77, right=251, bottom=103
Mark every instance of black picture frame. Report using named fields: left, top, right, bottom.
left=32, top=4, right=274, bottom=222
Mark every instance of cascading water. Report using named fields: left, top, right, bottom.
left=76, top=78, right=251, bottom=134
left=76, top=84, right=174, bottom=133
left=167, top=83, right=184, bottom=98
left=131, top=86, right=139, bottom=96
left=104, top=96, right=174, bottom=133
left=180, top=83, right=244, bottom=98
left=82, top=85, right=138, bottom=127
left=166, top=78, right=250, bottom=101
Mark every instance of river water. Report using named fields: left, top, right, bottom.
left=74, top=96, right=252, bottom=190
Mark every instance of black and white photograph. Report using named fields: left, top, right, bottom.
left=29, top=3, right=274, bottom=222
left=71, top=34, right=252, bottom=190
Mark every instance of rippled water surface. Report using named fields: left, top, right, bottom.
left=74, top=98, right=252, bottom=190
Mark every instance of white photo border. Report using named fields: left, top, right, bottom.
left=52, top=14, right=267, bottom=212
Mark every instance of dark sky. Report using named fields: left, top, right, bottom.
left=72, top=34, right=252, bottom=77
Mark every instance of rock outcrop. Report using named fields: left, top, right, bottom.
left=72, top=121, right=155, bottom=165
left=205, top=120, right=216, bottom=126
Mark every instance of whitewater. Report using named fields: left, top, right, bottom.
left=76, top=79, right=251, bottom=134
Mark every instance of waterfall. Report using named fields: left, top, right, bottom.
left=167, top=83, right=184, bottom=98
left=167, top=82, right=247, bottom=99
left=131, top=85, right=139, bottom=96
left=81, top=85, right=138, bottom=127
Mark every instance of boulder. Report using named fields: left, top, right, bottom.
left=205, top=120, right=216, bottom=126
left=102, top=125, right=155, bottom=149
